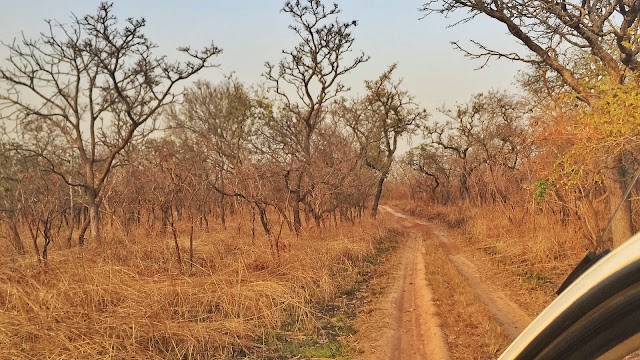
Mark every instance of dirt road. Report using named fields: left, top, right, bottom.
left=355, top=206, right=532, bottom=359
left=356, top=220, right=450, bottom=359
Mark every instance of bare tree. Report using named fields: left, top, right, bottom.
left=21, top=174, right=68, bottom=262
left=0, top=2, right=221, bottom=245
left=169, top=77, right=256, bottom=226
left=145, top=138, right=209, bottom=271
left=404, top=143, right=450, bottom=202
left=421, top=0, right=640, bottom=98
left=264, top=0, right=368, bottom=232
left=421, top=0, right=640, bottom=243
left=342, top=64, right=429, bottom=217
left=427, top=91, right=530, bottom=203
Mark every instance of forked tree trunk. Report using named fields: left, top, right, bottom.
left=289, top=171, right=303, bottom=235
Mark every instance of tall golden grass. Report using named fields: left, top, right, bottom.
left=0, top=217, right=399, bottom=359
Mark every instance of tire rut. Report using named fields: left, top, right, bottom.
left=356, top=223, right=449, bottom=359
left=380, top=206, right=532, bottom=341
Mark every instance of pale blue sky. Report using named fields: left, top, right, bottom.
left=0, top=1, right=526, bottom=116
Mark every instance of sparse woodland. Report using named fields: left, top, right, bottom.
left=0, top=0, right=639, bottom=358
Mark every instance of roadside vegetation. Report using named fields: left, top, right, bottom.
left=1, top=0, right=640, bottom=358
left=0, top=215, right=400, bottom=358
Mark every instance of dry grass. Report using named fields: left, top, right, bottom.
left=0, top=216, right=400, bottom=359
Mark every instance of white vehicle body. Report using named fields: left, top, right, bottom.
left=499, top=232, right=640, bottom=359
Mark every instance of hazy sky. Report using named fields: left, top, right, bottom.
left=0, top=1, right=526, bottom=118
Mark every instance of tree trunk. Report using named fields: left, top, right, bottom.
left=169, top=211, right=183, bottom=272
left=67, top=182, right=74, bottom=248
left=287, top=171, right=303, bottom=235
left=27, top=220, right=40, bottom=260
left=371, top=173, right=387, bottom=218
left=77, top=216, right=90, bottom=246
left=251, top=208, right=256, bottom=244
left=89, top=199, right=101, bottom=245
left=606, top=155, right=634, bottom=246
left=258, top=206, right=271, bottom=237
left=460, top=172, right=470, bottom=201
left=64, top=212, right=74, bottom=248
left=219, top=167, right=226, bottom=227
left=84, top=187, right=102, bottom=245
left=292, top=198, right=302, bottom=234
left=8, top=210, right=25, bottom=255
